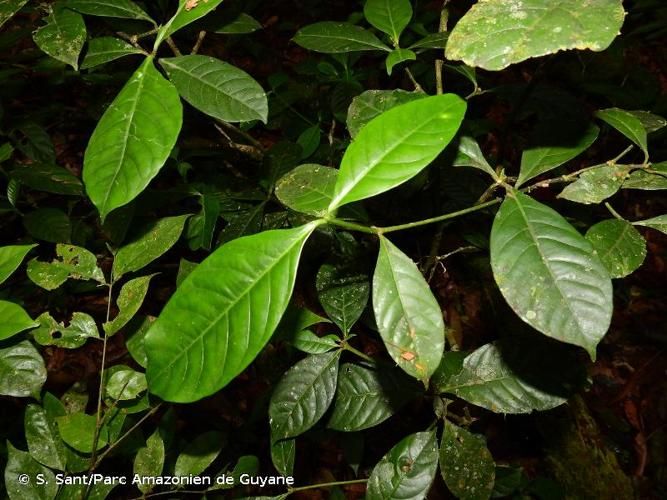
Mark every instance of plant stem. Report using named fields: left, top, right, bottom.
left=342, top=343, right=375, bottom=363
left=434, top=1, right=450, bottom=95
left=405, top=68, right=424, bottom=93
left=166, top=36, right=182, bottom=56
left=605, top=202, right=625, bottom=221
left=288, top=478, right=368, bottom=494
left=328, top=218, right=377, bottom=234
left=216, top=119, right=265, bottom=152
left=192, top=30, right=207, bottom=54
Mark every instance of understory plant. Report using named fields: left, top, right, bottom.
left=1, top=0, right=666, bottom=499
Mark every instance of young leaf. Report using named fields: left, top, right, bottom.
left=385, top=48, right=416, bottom=74
left=81, top=37, right=145, bottom=70
left=293, top=22, right=391, bottom=53
left=25, top=404, right=68, bottom=470
left=585, top=219, right=646, bottom=278
left=364, top=0, right=413, bottom=44
left=292, top=330, right=339, bottom=354
left=595, top=108, right=649, bottom=158
left=32, top=312, right=99, bottom=349
left=0, top=301, right=38, bottom=340
left=65, top=0, right=153, bottom=22
left=446, top=0, right=625, bottom=70
left=106, top=367, right=147, bottom=400
left=0, top=0, right=28, bottom=29
left=155, top=0, right=224, bottom=48
left=174, top=431, right=225, bottom=476
left=453, top=136, right=496, bottom=177
left=558, top=164, right=631, bottom=204
left=366, top=430, right=439, bottom=500
left=33, top=2, right=87, bottom=70
left=269, top=350, right=341, bottom=439
left=440, top=421, right=495, bottom=500
left=4, top=443, right=58, bottom=500
left=516, top=124, right=599, bottom=187
left=0, top=340, right=47, bottom=398
left=633, top=214, right=667, bottom=235
left=347, top=90, right=425, bottom=139
left=271, top=433, right=295, bottom=476
left=328, top=363, right=415, bottom=431
left=56, top=412, right=108, bottom=453
left=373, top=237, right=445, bottom=382
left=134, top=428, right=165, bottom=494
left=276, top=164, right=338, bottom=216
left=0, top=244, right=36, bottom=284
left=145, top=223, right=320, bottom=402
left=330, top=94, right=466, bottom=210
left=83, top=58, right=183, bottom=220
left=216, top=13, right=263, bottom=34
left=160, top=55, right=268, bottom=123
left=112, top=215, right=189, bottom=279
left=316, top=262, right=369, bottom=334
left=104, top=274, right=154, bottom=335
left=490, top=192, right=612, bottom=358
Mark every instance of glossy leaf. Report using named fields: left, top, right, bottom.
left=106, top=367, right=147, bottom=400
left=440, top=342, right=567, bottom=414
left=346, top=89, right=424, bottom=139
left=364, top=0, right=412, bottom=43
left=596, top=107, right=648, bottom=156
left=0, top=0, right=28, bottom=29
left=32, top=312, right=99, bottom=349
left=145, top=223, right=319, bottom=402
left=0, top=301, right=38, bottom=340
left=623, top=162, right=667, bottom=190
left=440, top=421, right=495, bottom=500
left=33, top=3, right=86, bottom=70
left=490, top=192, right=612, bottom=357
left=366, top=431, right=439, bottom=500
left=453, top=136, right=496, bottom=177
left=409, top=32, right=449, bottom=50
left=446, top=0, right=625, bottom=70
left=112, top=215, right=189, bottom=279
left=373, top=237, right=445, bottom=382
left=316, top=263, right=369, bottom=333
left=586, top=219, right=646, bottom=278
left=330, top=94, right=466, bottom=210
left=558, top=164, right=631, bottom=204
left=276, top=164, right=338, bottom=216
left=0, top=244, right=36, bottom=284
left=104, top=274, right=154, bottom=335
left=83, top=58, right=183, bottom=220
left=155, top=0, right=224, bottom=48
left=81, top=37, right=144, bottom=69
left=56, top=412, right=108, bottom=453
left=0, top=340, right=47, bottom=398
left=10, top=164, right=84, bottom=196
left=293, top=22, right=391, bottom=53
left=25, top=404, right=67, bottom=470
left=4, top=443, right=57, bottom=500
left=125, top=316, right=153, bottom=368
left=134, top=428, right=165, bottom=494
left=65, top=0, right=153, bottom=22
left=161, top=55, right=268, bottom=123
left=216, top=13, right=262, bottom=34
left=271, top=432, right=295, bottom=476
left=269, top=350, right=340, bottom=439
left=516, top=124, right=599, bottom=187
left=385, top=48, right=416, bottom=74
left=174, top=431, right=224, bottom=476
left=328, top=363, right=415, bottom=431
left=292, top=330, right=339, bottom=354
left=23, top=208, right=71, bottom=243
left=633, top=214, right=667, bottom=235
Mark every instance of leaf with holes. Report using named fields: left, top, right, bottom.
left=586, top=219, right=646, bottom=278
left=32, top=312, right=99, bottom=349
left=293, top=22, right=391, bottom=53
left=33, top=3, right=87, bottom=70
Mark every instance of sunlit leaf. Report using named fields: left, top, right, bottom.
left=0, top=301, right=38, bottom=341
left=0, top=244, right=36, bottom=285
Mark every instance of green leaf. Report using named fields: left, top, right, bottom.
left=4, top=442, right=57, bottom=500
left=0, top=0, right=28, bottom=29
left=133, top=427, right=165, bottom=494
left=125, top=316, right=153, bottom=367
left=585, top=219, right=646, bottom=279
left=366, top=430, right=439, bottom=500
left=83, top=57, right=183, bottom=220
left=297, top=125, right=321, bottom=159
left=56, top=412, right=107, bottom=453
left=292, top=330, right=339, bottom=354
left=633, top=214, right=667, bottom=235
left=385, top=48, right=416, bottom=74
left=446, top=0, right=625, bottom=70
left=81, top=37, right=144, bottom=69
left=174, top=431, right=225, bottom=476
left=293, top=22, right=391, bottom=53
left=627, top=110, right=667, bottom=133
left=558, top=164, right=631, bottom=204
left=453, top=135, right=496, bottom=177
left=65, top=0, right=153, bottom=22
left=490, top=192, right=612, bottom=358
left=145, top=223, right=319, bottom=402
left=596, top=107, right=649, bottom=157
left=105, top=367, right=147, bottom=400
left=440, top=342, right=568, bottom=414
left=275, top=164, right=338, bottom=216
left=33, top=3, right=86, bottom=70
left=216, top=13, right=262, bottom=34
left=623, top=162, right=667, bottom=190
left=112, top=215, right=189, bottom=279
left=32, top=312, right=99, bottom=349
left=328, top=363, right=414, bottom=431
left=0, top=142, right=14, bottom=163
left=24, top=404, right=67, bottom=470
left=269, top=350, right=341, bottom=439
left=104, top=274, right=154, bottom=335
left=160, top=55, right=268, bottom=123
left=186, top=192, right=220, bottom=251
left=373, top=237, right=445, bottom=382
left=516, top=124, right=599, bottom=187
left=27, top=244, right=105, bottom=290
left=408, top=32, right=449, bottom=50
left=346, top=90, right=425, bottom=139
left=364, top=0, right=412, bottom=43
left=316, top=262, right=369, bottom=334
left=0, top=340, right=47, bottom=398
left=440, top=421, right=495, bottom=500
left=155, top=0, right=224, bottom=48
left=270, top=433, right=295, bottom=476
left=330, top=94, right=466, bottom=210
left=0, top=244, right=36, bottom=284
left=9, top=164, right=84, bottom=196
left=0, top=301, right=38, bottom=340
left=23, top=208, right=71, bottom=243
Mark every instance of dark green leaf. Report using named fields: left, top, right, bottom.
left=633, top=214, right=667, bottom=235
left=65, top=0, right=153, bottom=22
left=622, top=163, right=667, bottom=190
left=4, top=442, right=57, bottom=500
left=275, top=164, right=338, bottom=216
left=25, top=404, right=67, bottom=470
left=216, top=13, right=262, bottom=34
left=628, top=110, right=666, bottom=133
left=0, top=340, right=47, bottom=398
left=155, top=0, right=224, bottom=48
left=133, top=427, right=165, bottom=494
left=270, top=433, right=295, bottom=476
left=585, top=219, right=646, bottom=278
left=0, top=244, right=36, bottom=284
left=558, top=165, right=631, bottom=204
left=385, top=48, right=416, bottom=74
left=596, top=107, right=649, bottom=157
left=81, top=37, right=144, bottom=69
left=346, top=89, right=425, bottom=139
left=364, top=0, right=412, bottom=43
left=316, top=262, right=369, bottom=333
left=453, top=136, right=496, bottom=177
left=186, top=192, right=220, bottom=251
left=174, top=431, right=225, bottom=476
left=23, top=208, right=71, bottom=243
left=10, top=164, right=84, bottom=196
left=33, top=3, right=86, bottom=70
left=297, top=125, right=321, bottom=159
left=293, top=22, right=391, bottom=53
left=0, top=0, right=29, bottom=29
left=409, top=32, right=449, bottom=50
left=104, top=274, right=154, bottom=335
left=0, top=301, right=38, bottom=340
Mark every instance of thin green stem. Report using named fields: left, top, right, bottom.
left=288, top=478, right=368, bottom=494
left=405, top=68, right=424, bottom=93
left=342, top=343, right=375, bottom=363
left=605, top=202, right=625, bottom=221
left=328, top=218, right=378, bottom=234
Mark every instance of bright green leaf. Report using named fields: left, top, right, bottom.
left=0, top=244, right=36, bottom=284
left=105, top=367, right=147, bottom=400
left=155, top=0, right=224, bottom=48
left=216, top=13, right=262, bottom=34
left=27, top=244, right=105, bottom=290
left=293, top=22, right=391, bottom=53
left=633, top=214, right=667, bottom=235
left=145, top=223, right=319, bottom=402
left=133, top=427, right=165, bottom=494
left=275, top=164, right=338, bottom=216
left=83, top=58, right=183, bottom=220
left=25, top=404, right=68, bottom=470
left=0, top=0, right=28, bottom=29
left=174, top=431, right=225, bottom=476
left=65, top=0, right=153, bottom=22
left=0, top=340, right=47, bottom=398
left=364, top=0, right=412, bottom=43
left=586, top=219, right=646, bottom=278
left=81, top=37, right=144, bottom=69
left=33, top=3, right=86, bottom=70
left=0, top=301, right=38, bottom=341
left=32, top=312, right=99, bottom=349
left=385, top=48, right=416, bottom=74
left=346, top=90, right=425, bottom=139
left=316, top=262, right=369, bottom=334
left=490, top=192, right=612, bottom=358
left=558, top=164, right=631, bottom=204
left=330, top=94, right=466, bottom=210
left=56, top=412, right=108, bottom=453
left=596, top=107, right=649, bottom=157
left=373, top=237, right=445, bottom=382
left=4, top=442, right=57, bottom=500
left=292, top=330, right=339, bottom=354
left=104, top=274, right=154, bottom=335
